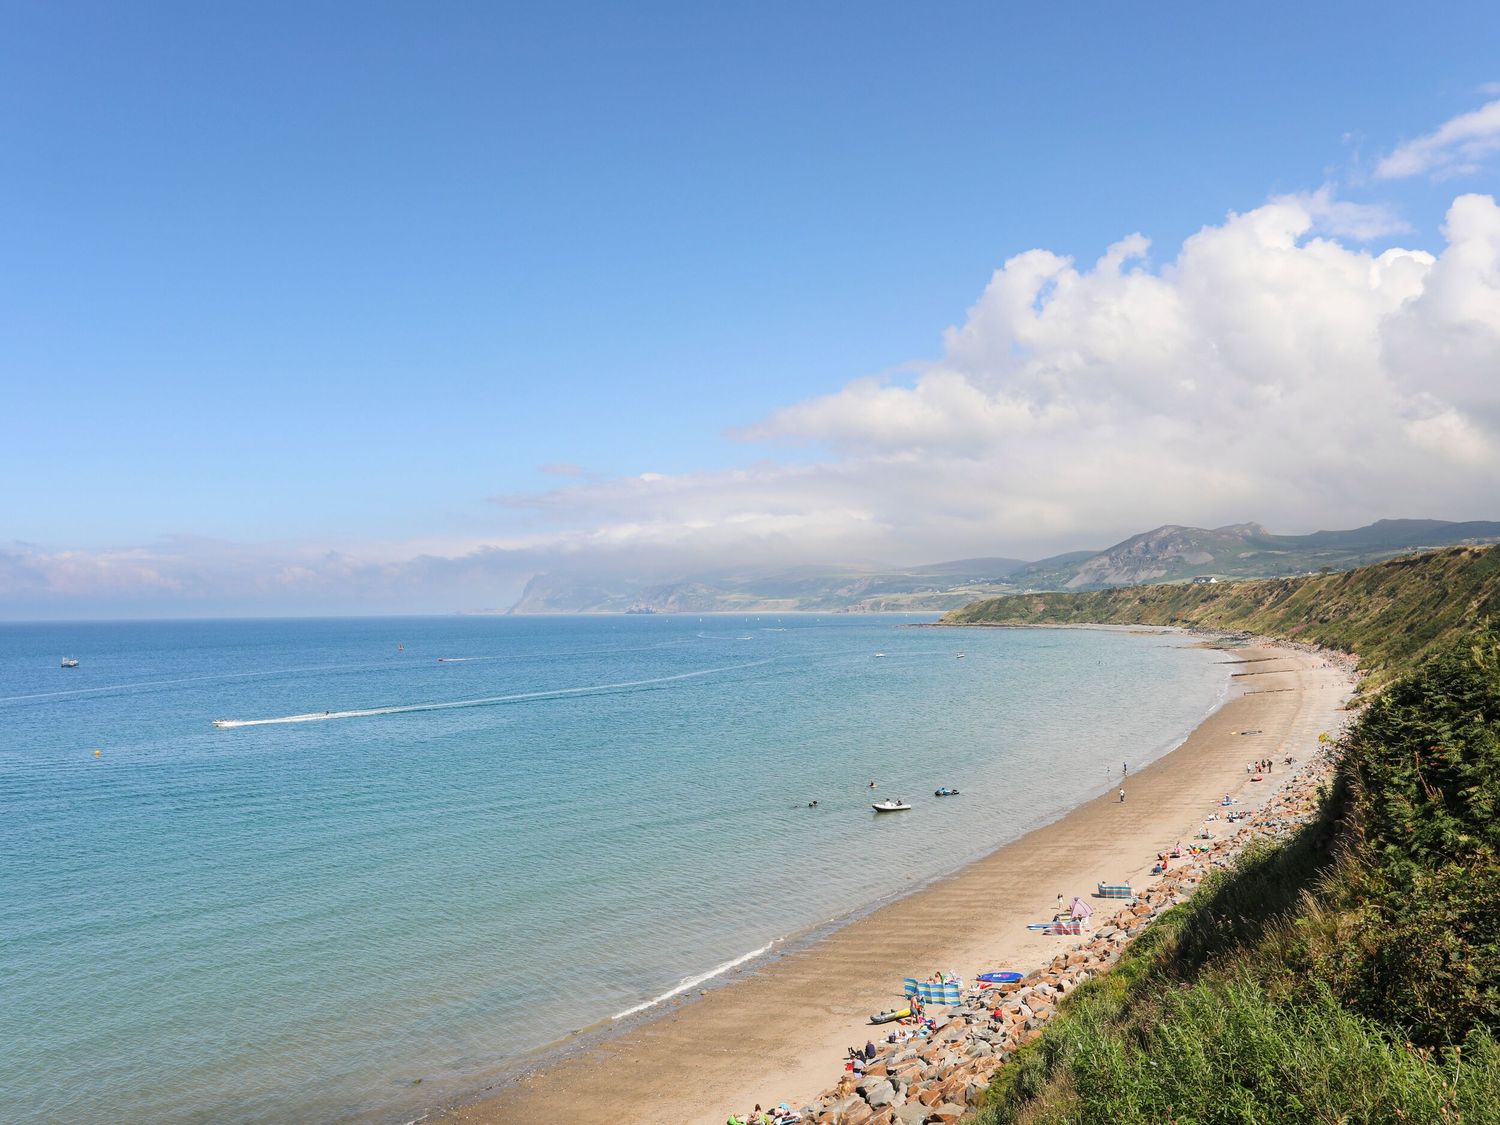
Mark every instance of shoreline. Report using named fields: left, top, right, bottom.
left=432, top=636, right=1353, bottom=1125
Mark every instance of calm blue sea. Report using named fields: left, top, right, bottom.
left=1, top=615, right=1228, bottom=1123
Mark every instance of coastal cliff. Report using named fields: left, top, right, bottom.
left=942, top=544, right=1500, bottom=688
left=943, top=546, right=1500, bottom=1123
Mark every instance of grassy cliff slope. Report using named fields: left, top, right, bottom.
left=973, top=626, right=1500, bottom=1124
left=943, top=545, right=1500, bottom=686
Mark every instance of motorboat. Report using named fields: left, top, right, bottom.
left=872, top=799, right=911, bottom=812
left=60, top=658, right=79, bottom=668
left=934, top=786, right=960, bottom=797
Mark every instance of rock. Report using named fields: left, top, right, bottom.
left=839, top=1100, right=874, bottom=1125
left=926, top=1104, right=965, bottom=1122
left=859, top=1078, right=896, bottom=1108
left=893, top=1104, right=928, bottom=1125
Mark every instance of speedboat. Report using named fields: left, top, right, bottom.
left=872, top=799, right=911, bottom=812
left=934, top=786, right=960, bottom=797
left=60, top=658, right=79, bottom=668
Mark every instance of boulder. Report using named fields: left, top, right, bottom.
left=858, top=1078, right=896, bottom=1108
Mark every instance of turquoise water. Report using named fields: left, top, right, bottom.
left=1, top=615, right=1228, bottom=1123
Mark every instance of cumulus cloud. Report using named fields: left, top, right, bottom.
left=8, top=191, right=1500, bottom=616
left=1376, top=99, right=1500, bottom=180
left=519, top=192, right=1500, bottom=559
left=1271, top=186, right=1410, bottom=240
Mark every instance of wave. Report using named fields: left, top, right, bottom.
left=610, top=939, right=778, bottom=1021
left=211, top=660, right=775, bottom=728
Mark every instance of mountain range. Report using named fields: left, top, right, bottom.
left=498, top=518, right=1500, bottom=614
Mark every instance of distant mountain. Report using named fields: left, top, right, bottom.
left=497, top=519, right=1500, bottom=613
left=506, top=558, right=1031, bottom=614
left=1022, top=519, right=1500, bottom=590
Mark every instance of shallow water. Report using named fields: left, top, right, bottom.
left=1, top=615, right=1228, bottom=1123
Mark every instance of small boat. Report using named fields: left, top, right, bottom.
left=955, top=652, right=966, bottom=659
left=872, top=799, right=911, bottom=812
left=60, top=658, right=79, bottom=668
left=869, top=1006, right=912, bottom=1025
left=976, top=971, right=1023, bottom=985
left=934, top=786, right=960, bottom=797
left=873, top=652, right=887, bottom=658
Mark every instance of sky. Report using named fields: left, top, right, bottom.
left=4, top=1, right=1500, bottom=617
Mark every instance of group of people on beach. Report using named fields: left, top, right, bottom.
left=727, top=1103, right=800, bottom=1125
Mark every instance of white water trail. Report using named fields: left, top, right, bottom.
left=212, top=660, right=774, bottom=728
left=611, top=939, right=779, bottom=1021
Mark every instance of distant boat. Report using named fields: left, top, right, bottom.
left=873, top=652, right=887, bottom=658
left=60, top=658, right=79, bottom=668
left=872, top=799, right=911, bottom=812
left=955, top=652, right=966, bottom=659
left=934, top=786, right=961, bottom=797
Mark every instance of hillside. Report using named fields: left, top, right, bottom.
left=943, top=545, right=1500, bottom=686
left=1016, top=517, right=1500, bottom=589
left=500, top=519, right=1500, bottom=613
left=505, top=559, right=1030, bottom=614
left=973, top=623, right=1500, bottom=1125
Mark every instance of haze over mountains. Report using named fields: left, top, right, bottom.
left=501, top=519, right=1500, bottom=614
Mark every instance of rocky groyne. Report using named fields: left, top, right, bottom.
left=773, top=745, right=1339, bottom=1125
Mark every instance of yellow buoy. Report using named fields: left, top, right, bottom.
left=94, top=749, right=101, bottom=758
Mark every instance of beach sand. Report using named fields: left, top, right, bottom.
left=437, top=642, right=1352, bottom=1125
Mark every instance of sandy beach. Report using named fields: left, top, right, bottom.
left=436, top=639, right=1353, bottom=1125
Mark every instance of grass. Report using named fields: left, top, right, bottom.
left=967, top=626, right=1500, bottom=1124
left=942, top=545, right=1500, bottom=689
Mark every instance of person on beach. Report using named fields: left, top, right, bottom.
left=1119, top=788, right=1126, bottom=803
left=864, top=1040, right=876, bottom=1059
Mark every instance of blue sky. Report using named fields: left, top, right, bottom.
left=4, top=2, right=1500, bottom=615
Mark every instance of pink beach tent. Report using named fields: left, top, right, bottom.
left=1069, top=897, right=1093, bottom=919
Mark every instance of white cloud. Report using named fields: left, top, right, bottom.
left=1270, top=186, right=1410, bottom=240
left=8, top=192, right=1500, bottom=616
left=547, top=192, right=1499, bottom=557
left=1375, top=99, right=1500, bottom=180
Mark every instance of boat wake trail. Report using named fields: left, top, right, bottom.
left=611, top=939, right=780, bottom=1021
left=211, top=660, right=775, bottom=728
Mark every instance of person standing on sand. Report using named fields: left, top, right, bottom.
left=1118, top=788, right=1126, bottom=803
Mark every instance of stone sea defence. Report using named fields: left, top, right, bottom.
left=766, top=746, right=1337, bottom=1125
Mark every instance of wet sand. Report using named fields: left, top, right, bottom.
left=436, top=642, right=1352, bottom=1125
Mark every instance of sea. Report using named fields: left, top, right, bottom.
left=1, top=614, right=1231, bottom=1124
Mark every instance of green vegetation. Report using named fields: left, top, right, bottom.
left=944, top=545, right=1500, bottom=688
left=965, top=619, right=1500, bottom=1124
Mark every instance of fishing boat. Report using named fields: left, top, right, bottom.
left=872, top=799, right=911, bottom=812
left=60, top=658, right=79, bottom=668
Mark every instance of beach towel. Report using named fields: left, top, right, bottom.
left=902, top=978, right=961, bottom=1006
